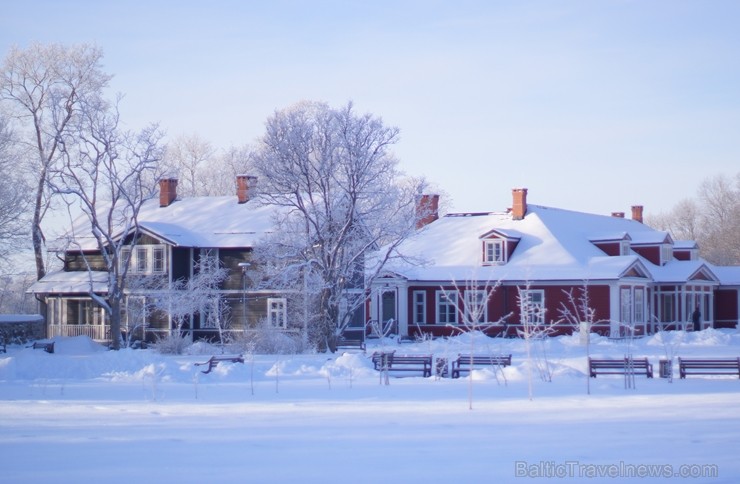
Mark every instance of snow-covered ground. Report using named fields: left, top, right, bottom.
left=1, top=330, right=739, bottom=483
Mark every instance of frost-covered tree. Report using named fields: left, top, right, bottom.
left=557, top=284, right=608, bottom=395
left=149, top=253, right=229, bottom=354
left=51, top=97, right=163, bottom=350
left=0, top=43, right=112, bottom=281
left=647, top=172, right=740, bottom=265
left=0, top=114, right=29, bottom=266
left=161, top=133, right=253, bottom=197
left=251, top=101, right=423, bottom=351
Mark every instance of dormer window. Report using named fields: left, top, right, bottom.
left=661, top=244, right=673, bottom=265
left=620, top=240, right=631, bottom=256
left=484, top=240, right=506, bottom=265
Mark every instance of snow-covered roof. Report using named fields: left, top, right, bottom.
left=53, top=195, right=283, bottom=251
left=711, top=265, right=740, bottom=286
left=26, top=270, right=109, bottom=294
left=0, top=314, right=44, bottom=324
left=381, top=204, right=712, bottom=283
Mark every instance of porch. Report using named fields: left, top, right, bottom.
left=48, top=324, right=111, bottom=342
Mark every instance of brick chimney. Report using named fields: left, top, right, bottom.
left=511, top=188, right=528, bottom=220
left=236, top=175, right=258, bottom=204
left=611, top=212, right=625, bottom=218
left=159, top=178, right=178, bottom=207
left=631, top=205, right=644, bottom=223
left=415, top=194, right=439, bottom=229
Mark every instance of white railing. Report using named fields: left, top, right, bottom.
left=49, top=324, right=110, bottom=341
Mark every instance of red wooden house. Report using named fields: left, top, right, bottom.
left=368, top=188, right=740, bottom=339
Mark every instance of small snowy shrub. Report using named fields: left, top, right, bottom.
left=152, top=332, right=191, bottom=355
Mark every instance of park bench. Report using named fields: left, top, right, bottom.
left=588, top=357, right=653, bottom=378
left=28, top=341, right=55, bottom=354
left=678, top=357, right=740, bottom=379
left=371, top=351, right=433, bottom=377
left=194, top=355, right=245, bottom=374
left=336, top=337, right=366, bottom=352
left=451, top=354, right=512, bottom=379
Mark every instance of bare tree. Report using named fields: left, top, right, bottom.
left=251, top=101, right=424, bottom=351
left=149, top=253, right=229, bottom=354
left=0, top=114, right=29, bottom=266
left=558, top=284, right=608, bottom=395
left=0, top=43, right=112, bottom=282
left=647, top=172, right=740, bottom=265
left=443, top=274, right=509, bottom=410
left=51, top=98, right=163, bottom=349
left=161, top=133, right=215, bottom=197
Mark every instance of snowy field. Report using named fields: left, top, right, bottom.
left=1, top=330, right=739, bottom=483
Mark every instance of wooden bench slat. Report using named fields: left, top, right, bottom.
left=678, top=357, right=740, bottom=379
left=28, top=342, right=54, bottom=354
left=588, top=357, right=653, bottom=378
left=371, top=351, right=432, bottom=377
left=194, top=355, right=245, bottom=374
left=451, top=354, right=512, bottom=379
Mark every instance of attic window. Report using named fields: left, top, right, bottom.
left=483, top=240, right=506, bottom=265
left=620, top=240, right=631, bottom=256
left=661, top=244, right=673, bottom=265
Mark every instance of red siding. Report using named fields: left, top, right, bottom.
left=632, top=246, right=660, bottom=265
left=593, top=242, right=620, bottom=257
left=715, top=289, right=739, bottom=329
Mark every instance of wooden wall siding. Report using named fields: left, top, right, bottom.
left=631, top=246, right=660, bottom=265
left=171, top=247, right=190, bottom=281
left=715, top=289, right=739, bottom=328
left=121, top=233, right=161, bottom=246
left=406, top=283, right=612, bottom=336
left=219, top=248, right=252, bottom=291
left=593, top=241, right=620, bottom=256
left=65, top=252, right=107, bottom=272
left=673, top=250, right=691, bottom=261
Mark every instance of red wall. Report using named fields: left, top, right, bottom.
left=715, top=289, right=739, bottom=329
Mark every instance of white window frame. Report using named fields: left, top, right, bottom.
left=120, top=244, right=167, bottom=275
left=520, top=289, right=545, bottom=325
left=661, top=244, right=673, bottom=265
left=412, top=291, right=427, bottom=325
left=620, top=240, right=631, bottom=256
left=634, top=288, right=645, bottom=323
left=464, top=290, right=488, bottom=324
left=436, top=290, right=458, bottom=325
left=483, top=239, right=506, bottom=265
left=267, top=297, right=287, bottom=328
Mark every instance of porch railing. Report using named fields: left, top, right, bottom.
left=48, top=324, right=110, bottom=341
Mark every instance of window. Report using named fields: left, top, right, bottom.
left=620, top=240, right=631, bottom=256
left=120, top=245, right=167, bottom=275
left=464, top=290, right=488, bottom=323
left=620, top=288, right=632, bottom=324
left=520, top=290, right=545, bottom=325
left=661, top=244, right=673, bottom=265
left=267, top=298, right=287, bottom=328
left=412, top=291, right=426, bottom=325
left=436, top=290, right=458, bottom=324
left=153, top=247, right=166, bottom=273
left=136, top=246, right=148, bottom=273
left=634, top=288, right=645, bottom=323
left=483, top=240, right=506, bottom=264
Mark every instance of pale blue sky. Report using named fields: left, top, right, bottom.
left=2, top=0, right=739, bottom=216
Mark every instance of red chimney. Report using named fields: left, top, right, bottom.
left=159, top=178, right=178, bottom=207
left=611, top=212, right=625, bottom=218
left=415, top=194, right=439, bottom=229
left=236, top=175, right=258, bottom=204
left=631, top=205, right=644, bottom=223
left=511, top=188, right=528, bottom=220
